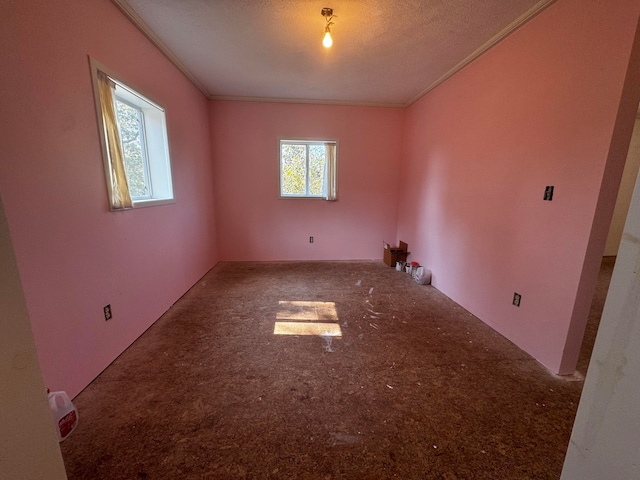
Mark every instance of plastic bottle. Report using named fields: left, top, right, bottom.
left=47, top=389, right=79, bottom=442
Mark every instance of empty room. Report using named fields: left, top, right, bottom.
left=3, top=0, right=640, bottom=479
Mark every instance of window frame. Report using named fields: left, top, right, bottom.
left=89, top=57, right=175, bottom=210
left=279, top=139, right=337, bottom=200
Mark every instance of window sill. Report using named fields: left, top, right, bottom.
left=279, top=195, right=328, bottom=200
left=132, top=198, right=175, bottom=208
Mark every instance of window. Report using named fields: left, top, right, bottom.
left=114, top=97, right=151, bottom=199
left=90, top=59, right=173, bottom=210
left=279, top=140, right=337, bottom=200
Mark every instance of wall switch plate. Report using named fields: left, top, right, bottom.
left=544, top=185, right=554, bottom=201
left=513, top=293, right=522, bottom=307
left=104, top=304, right=112, bottom=321
left=309, top=236, right=314, bottom=243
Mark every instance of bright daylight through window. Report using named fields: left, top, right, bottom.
left=91, top=60, right=173, bottom=210
left=115, top=99, right=151, bottom=199
left=280, top=140, right=337, bottom=200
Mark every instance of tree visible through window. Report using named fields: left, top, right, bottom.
left=280, top=140, right=336, bottom=199
left=114, top=99, right=151, bottom=199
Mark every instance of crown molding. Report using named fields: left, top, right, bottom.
left=111, top=0, right=211, bottom=98
left=210, top=95, right=404, bottom=109
left=404, top=0, right=557, bottom=107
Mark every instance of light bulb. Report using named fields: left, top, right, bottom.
left=323, top=29, right=333, bottom=48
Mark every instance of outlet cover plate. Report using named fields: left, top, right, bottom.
left=513, top=293, right=521, bottom=307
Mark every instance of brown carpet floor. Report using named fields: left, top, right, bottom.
left=60, top=257, right=615, bottom=479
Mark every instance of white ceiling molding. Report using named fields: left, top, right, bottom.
left=404, top=0, right=557, bottom=107
left=210, top=95, right=405, bottom=109
left=111, top=0, right=211, bottom=98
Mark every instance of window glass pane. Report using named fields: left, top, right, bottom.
left=308, top=144, right=326, bottom=196
left=281, top=144, right=306, bottom=195
left=115, top=100, right=149, bottom=198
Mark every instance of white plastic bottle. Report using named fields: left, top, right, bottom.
left=47, top=389, right=79, bottom=442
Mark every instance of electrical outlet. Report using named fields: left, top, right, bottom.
left=104, top=304, right=112, bottom=321
left=544, top=185, right=554, bottom=201
left=513, top=293, right=521, bottom=307
left=309, top=236, right=314, bottom=243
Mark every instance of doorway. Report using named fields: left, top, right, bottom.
left=575, top=110, right=640, bottom=375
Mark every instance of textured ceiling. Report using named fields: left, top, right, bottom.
left=115, top=0, right=554, bottom=107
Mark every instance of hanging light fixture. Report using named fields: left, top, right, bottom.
left=321, top=8, right=334, bottom=48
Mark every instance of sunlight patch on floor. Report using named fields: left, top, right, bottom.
left=276, top=301, right=338, bottom=321
left=274, top=301, right=341, bottom=336
left=273, top=321, right=342, bottom=336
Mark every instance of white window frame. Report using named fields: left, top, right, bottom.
left=89, top=57, right=174, bottom=209
left=279, top=139, right=337, bottom=200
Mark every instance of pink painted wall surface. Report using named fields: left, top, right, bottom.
left=0, top=0, right=218, bottom=397
left=210, top=101, right=404, bottom=261
left=397, top=0, right=640, bottom=374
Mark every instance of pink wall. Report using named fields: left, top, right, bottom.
left=4, top=0, right=639, bottom=398
left=0, top=0, right=218, bottom=397
left=397, top=0, right=640, bottom=374
left=210, top=101, right=404, bottom=261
